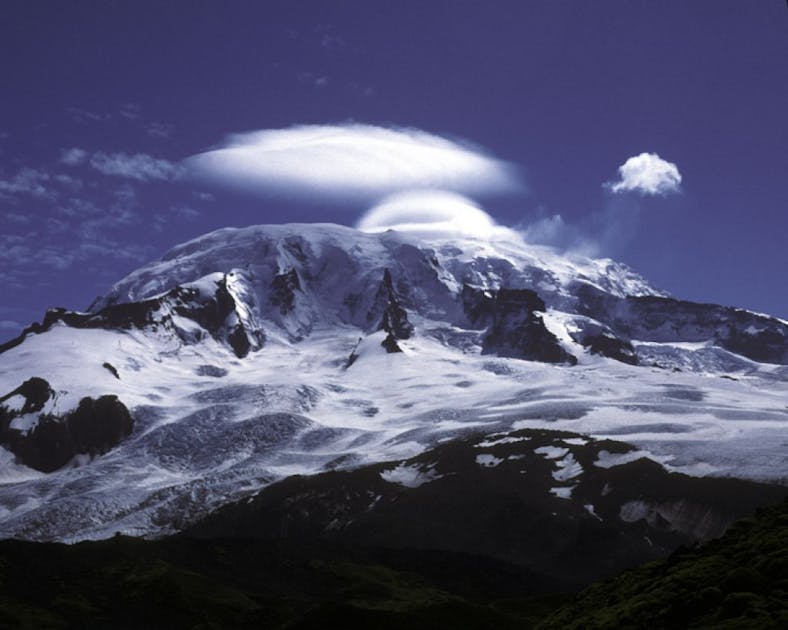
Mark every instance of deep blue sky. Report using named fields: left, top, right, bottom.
left=1, top=0, right=786, bottom=340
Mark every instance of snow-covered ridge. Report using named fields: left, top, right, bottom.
left=92, top=223, right=663, bottom=313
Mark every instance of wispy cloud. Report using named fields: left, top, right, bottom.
left=60, top=147, right=88, bottom=165
left=185, top=124, right=523, bottom=203
left=0, top=168, right=55, bottom=200
left=298, top=72, right=330, bottom=88
left=605, top=152, right=682, bottom=196
left=66, top=106, right=112, bottom=125
left=0, top=167, right=82, bottom=201
left=65, top=104, right=175, bottom=141
left=86, top=151, right=182, bottom=181
left=146, top=122, right=174, bottom=139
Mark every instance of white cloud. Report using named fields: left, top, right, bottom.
left=356, top=190, right=519, bottom=241
left=89, top=152, right=182, bottom=181
left=185, top=124, right=522, bottom=202
left=606, top=152, right=682, bottom=196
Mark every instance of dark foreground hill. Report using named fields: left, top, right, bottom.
left=540, top=498, right=788, bottom=629
left=0, top=429, right=785, bottom=629
left=0, top=499, right=786, bottom=629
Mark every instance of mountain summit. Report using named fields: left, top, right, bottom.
left=0, top=223, right=786, bottom=541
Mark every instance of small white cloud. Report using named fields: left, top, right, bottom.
left=185, top=124, right=522, bottom=203
left=89, top=152, right=182, bottom=181
left=606, top=152, right=682, bottom=196
left=356, top=190, right=519, bottom=241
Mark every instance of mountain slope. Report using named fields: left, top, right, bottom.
left=0, top=223, right=786, bottom=541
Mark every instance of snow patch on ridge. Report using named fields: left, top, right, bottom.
left=381, top=463, right=442, bottom=488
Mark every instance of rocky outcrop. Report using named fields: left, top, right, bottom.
left=463, top=286, right=576, bottom=364
left=564, top=318, right=639, bottom=365
left=269, top=268, right=301, bottom=315
left=0, top=272, right=265, bottom=359
left=579, top=333, right=638, bottom=365
left=367, top=269, right=414, bottom=353
left=0, top=378, right=133, bottom=472
left=0, top=377, right=53, bottom=413
left=574, top=284, right=788, bottom=364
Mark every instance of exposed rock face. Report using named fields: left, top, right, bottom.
left=0, top=378, right=133, bottom=472
left=463, top=286, right=576, bottom=364
left=269, top=268, right=301, bottom=314
left=566, top=320, right=639, bottom=365
left=0, top=272, right=265, bottom=359
left=581, top=334, right=638, bottom=364
left=575, top=284, right=788, bottom=364
left=367, top=269, right=414, bottom=353
left=0, top=377, right=53, bottom=413
left=380, top=333, right=403, bottom=353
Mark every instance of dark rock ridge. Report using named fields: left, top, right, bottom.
left=0, top=377, right=53, bottom=413
left=0, top=377, right=133, bottom=472
left=0, top=272, right=265, bottom=359
left=565, top=319, right=639, bottom=365
left=368, top=268, right=414, bottom=353
left=188, top=428, right=786, bottom=588
left=463, top=285, right=577, bottom=364
left=575, top=283, right=788, bottom=364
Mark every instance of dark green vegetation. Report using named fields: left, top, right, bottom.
left=541, top=499, right=788, bottom=629
left=1, top=499, right=787, bottom=629
left=0, top=535, right=566, bottom=629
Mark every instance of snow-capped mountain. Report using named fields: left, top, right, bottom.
left=0, top=223, right=786, bottom=541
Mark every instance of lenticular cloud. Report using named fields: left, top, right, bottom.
left=357, top=190, right=519, bottom=240
left=185, top=124, right=522, bottom=202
